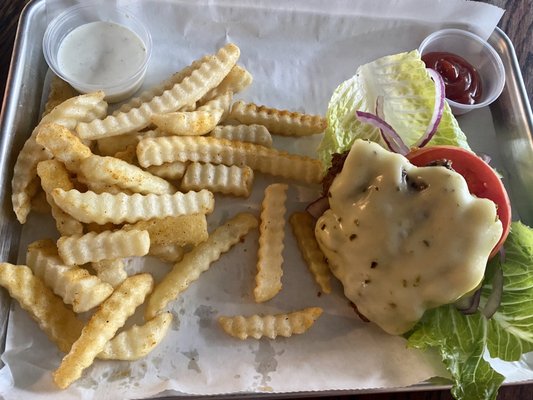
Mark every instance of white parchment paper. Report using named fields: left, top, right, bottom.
left=4, top=0, right=532, bottom=399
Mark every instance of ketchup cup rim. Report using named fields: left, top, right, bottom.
left=418, top=28, right=505, bottom=112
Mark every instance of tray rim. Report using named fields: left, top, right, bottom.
left=0, top=0, right=532, bottom=397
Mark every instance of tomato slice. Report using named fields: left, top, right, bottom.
left=407, top=146, right=511, bottom=258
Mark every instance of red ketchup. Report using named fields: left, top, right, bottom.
left=422, top=52, right=482, bottom=105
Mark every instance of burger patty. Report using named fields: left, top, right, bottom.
left=322, top=151, right=349, bottom=195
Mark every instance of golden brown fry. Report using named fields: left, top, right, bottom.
left=77, top=44, right=240, bottom=139
left=96, top=131, right=143, bottom=156
left=181, top=162, right=254, bottom=197
left=145, top=161, right=188, bottom=181
left=12, top=92, right=105, bottom=223
left=112, top=144, right=138, bottom=164
left=228, top=100, right=326, bottom=136
left=210, top=124, right=273, bottom=148
left=151, top=109, right=223, bottom=136
left=51, top=188, right=215, bottom=224
left=0, top=263, right=84, bottom=353
left=35, top=123, right=92, bottom=173
left=123, top=214, right=208, bottom=247
left=37, top=159, right=84, bottom=236
left=145, top=213, right=258, bottom=319
left=26, top=239, right=114, bottom=313
left=254, top=184, right=288, bottom=302
left=199, top=65, right=252, bottom=104
left=148, top=243, right=186, bottom=263
left=98, top=312, right=172, bottom=360
left=218, top=307, right=323, bottom=339
left=112, top=55, right=213, bottom=115
left=91, top=259, right=128, bottom=288
left=42, top=75, right=79, bottom=118
left=79, top=154, right=176, bottom=195
left=289, top=212, right=332, bottom=294
left=136, top=136, right=323, bottom=184
left=57, top=229, right=150, bottom=265
left=53, top=273, right=154, bottom=389
left=197, top=91, right=233, bottom=121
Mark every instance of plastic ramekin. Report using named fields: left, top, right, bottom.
left=418, top=29, right=505, bottom=115
left=43, top=3, right=152, bottom=103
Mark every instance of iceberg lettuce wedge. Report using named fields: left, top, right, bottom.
left=318, top=50, right=470, bottom=168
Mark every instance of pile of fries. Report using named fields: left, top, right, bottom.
left=3, top=43, right=332, bottom=389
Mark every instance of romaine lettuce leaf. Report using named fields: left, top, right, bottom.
left=318, top=50, right=470, bottom=168
left=483, top=222, right=533, bottom=360
left=407, top=222, right=533, bottom=400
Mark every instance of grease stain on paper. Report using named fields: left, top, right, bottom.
left=171, top=311, right=181, bottom=331
left=194, top=304, right=217, bottom=329
left=108, top=367, right=132, bottom=382
left=182, top=349, right=201, bottom=373
left=252, top=340, right=279, bottom=388
left=77, top=375, right=98, bottom=389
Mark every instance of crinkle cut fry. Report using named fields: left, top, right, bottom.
left=151, top=109, right=223, bottom=136
left=51, top=188, right=215, bottom=225
left=79, top=154, right=176, bottom=195
left=35, top=123, right=92, bottom=173
left=218, top=307, right=323, bottom=339
left=123, top=214, right=208, bottom=247
left=77, top=43, right=241, bottom=139
left=148, top=243, right=185, bottom=263
left=290, top=212, right=332, bottom=294
left=91, top=259, right=128, bottom=288
left=42, top=75, right=79, bottom=118
left=11, top=91, right=106, bottom=223
left=26, top=239, right=114, bottom=313
left=254, top=183, right=288, bottom=303
left=145, top=212, right=258, bottom=319
left=98, top=312, right=172, bottom=360
left=199, top=64, right=252, bottom=104
left=228, top=100, right=327, bottom=136
left=210, top=124, right=273, bottom=148
left=0, top=263, right=84, bottom=353
left=112, top=54, right=212, bottom=115
left=53, top=273, right=154, bottom=389
left=145, top=161, right=188, bottom=181
left=180, top=162, right=254, bottom=197
left=37, top=159, right=84, bottom=236
left=136, top=136, right=324, bottom=184
left=57, top=229, right=151, bottom=265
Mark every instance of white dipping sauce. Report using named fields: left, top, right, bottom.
left=57, top=21, right=147, bottom=86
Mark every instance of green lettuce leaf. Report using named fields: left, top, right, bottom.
left=318, top=50, right=470, bottom=168
left=408, top=306, right=503, bottom=400
left=407, top=222, right=533, bottom=400
left=483, top=221, right=533, bottom=360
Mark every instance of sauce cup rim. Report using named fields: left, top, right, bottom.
left=43, top=2, right=152, bottom=94
left=418, top=28, right=505, bottom=112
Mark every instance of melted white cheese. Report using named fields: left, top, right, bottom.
left=315, top=140, right=502, bottom=335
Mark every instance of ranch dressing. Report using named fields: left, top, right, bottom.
left=315, top=140, right=502, bottom=335
left=57, top=21, right=147, bottom=87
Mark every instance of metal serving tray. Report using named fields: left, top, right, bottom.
left=0, top=0, right=532, bottom=396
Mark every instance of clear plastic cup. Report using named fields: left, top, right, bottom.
left=418, top=29, right=505, bottom=115
left=43, top=3, right=152, bottom=103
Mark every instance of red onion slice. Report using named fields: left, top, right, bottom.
left=414, top=68, right=445, bottom=148
left=455, top=288, right=481, bottom=315
left=356, top=111, right=409, bottom=156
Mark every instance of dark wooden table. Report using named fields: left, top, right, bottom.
left=0, top=1, right=532, bottom=399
